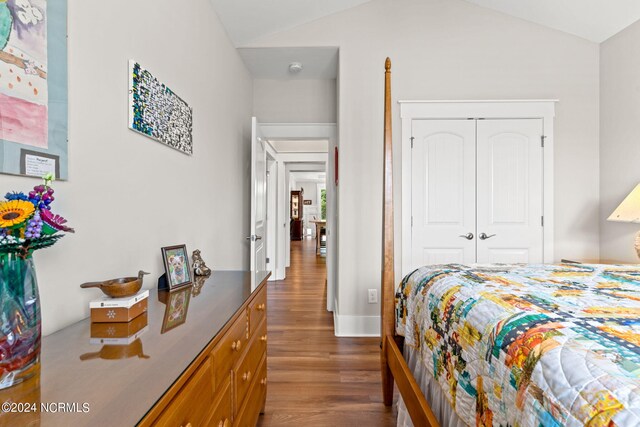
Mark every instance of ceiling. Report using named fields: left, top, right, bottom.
left=210, top=0, right=371, bottom=46
left=211, top=0, right=640, bottom=46
left=238, top=47, right=338, bottom=79
left=269, top=139, right=329, bottom=153
left=463, top=0, right=640, bottom=43
left=291, top=171, right=327, bottom=183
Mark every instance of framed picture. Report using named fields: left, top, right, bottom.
left=161, top=245, right=192, bottom=289
left=161, top=286, right=191, bottom=333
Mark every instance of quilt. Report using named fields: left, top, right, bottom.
left=396, top=263, right=640, bottom=426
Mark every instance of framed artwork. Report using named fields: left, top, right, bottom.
left=161, top=245, right=192, bottom=289
left=0, top=0, right=69, bottom=179
left=161, top=286, right=191, bottom=333
left=128, top=60, right=193, bottom=155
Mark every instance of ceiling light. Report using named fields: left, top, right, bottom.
left=289, top=62, right=303, bottom=73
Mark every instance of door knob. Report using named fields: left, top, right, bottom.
left=479, top=233, right=496, bottom=240
left=245, top=235, right=263, bottom=241
left=458, top=233, right=474, bottom=240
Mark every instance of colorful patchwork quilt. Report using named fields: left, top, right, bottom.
left=396, top=263, right=640, bottom=427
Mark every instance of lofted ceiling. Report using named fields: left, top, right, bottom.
left=211, top=0, right=640, bottom=46
left=210, top=0, right=372, bottom=46
left=463, top=0, right=640, bottom=43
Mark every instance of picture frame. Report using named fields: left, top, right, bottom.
left=161, top=244, right=192, bottom=290
left=161, top=286, right=191, bottom=333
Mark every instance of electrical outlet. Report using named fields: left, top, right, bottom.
left=368, top=289, right=378, bottom=304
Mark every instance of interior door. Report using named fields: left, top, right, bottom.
left=476, top=119, right=544, bottom=263
left=250, top=117, right=267, bottom=278
left=411, top=120, right=477, bottom=268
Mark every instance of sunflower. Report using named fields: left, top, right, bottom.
left=0, top=200, right=35, bottom=228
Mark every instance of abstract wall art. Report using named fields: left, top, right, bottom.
left=0, top=0, right=68, bottom=179
left=128, top=60, right=193, bottom=155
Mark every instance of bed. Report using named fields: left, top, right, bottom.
left=379, top=60, right=640, bottom=427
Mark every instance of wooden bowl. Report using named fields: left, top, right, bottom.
left=80, top=271, right=149, bottom=298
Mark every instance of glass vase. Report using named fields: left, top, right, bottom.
left=0, top=252, right=41, bottom=389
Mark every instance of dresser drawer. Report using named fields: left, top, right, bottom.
left=234, top=356, right=267, bottom=427
left=212, top=309, right=249, bottom=390
left=154, top=358, right=214, bottom=427
left=234, top=319, right=267, bottom=410
left=208, top=377, right=232, bottom=427
left=249, top=287, right=267, bottom=335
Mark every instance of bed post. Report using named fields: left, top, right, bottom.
left=381, top=57, right=395, bottom=407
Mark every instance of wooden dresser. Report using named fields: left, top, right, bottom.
left=0, top=271, right=269, bottom=427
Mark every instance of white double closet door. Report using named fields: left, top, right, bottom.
left=411, top=118, right=543, bottom=267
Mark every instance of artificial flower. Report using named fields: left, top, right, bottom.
left=5, top=191, right=29, bottom=202
left=0, top=200, right=35, bottom=228
left=1, top=177, right=72, bottom=256
left=40, top=209, right=75, bottom=234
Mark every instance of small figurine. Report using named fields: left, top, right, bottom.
left=192, top=249, right=211, bottom=276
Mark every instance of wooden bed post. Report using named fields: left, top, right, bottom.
left=381, top=57, right=395, bottom=407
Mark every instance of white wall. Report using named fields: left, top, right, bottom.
left=246, top=0, right=601, bottom=335
left=600, top=19, right=640, bottom=263
left=254, top=79, right=337, bottom=123
left=1, top=0, right=252, bottom=335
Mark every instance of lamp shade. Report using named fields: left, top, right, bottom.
left=608, top=183, right=640, bottom=223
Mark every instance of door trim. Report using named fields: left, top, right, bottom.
left=399, top=100, right=556, bottom=277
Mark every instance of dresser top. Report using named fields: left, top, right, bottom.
left=0, top=270, right=270, bottom=426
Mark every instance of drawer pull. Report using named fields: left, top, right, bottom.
left=260, top=377, right=267, bottom=386
left=231, top=339, right=242, bottom=351
left=242, top=371, right=252, bottom=382
left=260, top=334, right=267, bottom=343
left=257, top=303, right=266, bottom=311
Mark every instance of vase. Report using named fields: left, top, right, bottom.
left=0, top=252, right=41, bottom=389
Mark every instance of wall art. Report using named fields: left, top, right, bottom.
left=129, top=60, right=193, bottom=155
left=0, top=0, right=68, bottom=179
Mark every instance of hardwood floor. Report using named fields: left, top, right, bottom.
left=257, top=238, right=396, bottom=426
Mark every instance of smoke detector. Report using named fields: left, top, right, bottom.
left=288, top=62, right=303, bottom=74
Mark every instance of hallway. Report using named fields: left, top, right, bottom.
left=257, top=238, right=396, bottom=426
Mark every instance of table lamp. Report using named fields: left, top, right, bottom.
left=608, top=183, right=640, bottom=258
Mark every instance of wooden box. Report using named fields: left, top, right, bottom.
left=90, top=298, right=148, bottom=323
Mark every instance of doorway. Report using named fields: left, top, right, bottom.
left=289, top=170, right=327, bottom=256
left=250, top=120, right=337, bottom=312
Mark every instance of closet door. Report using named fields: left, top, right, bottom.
left=411, top=120, right=476, bottom=268
left=476, top=119, right=544, bottom=264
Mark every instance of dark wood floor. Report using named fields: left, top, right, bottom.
left=257, top=238, right=396, bottom=426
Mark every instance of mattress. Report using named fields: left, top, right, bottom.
left=395, top=263, right=640, bottom=426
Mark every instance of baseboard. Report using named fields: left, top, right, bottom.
left=333, top=314, right=380, bottom=337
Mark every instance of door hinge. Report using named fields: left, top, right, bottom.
left=266, top=257, right=270, bottom=264
left=541, top=216, right=544, bottom=227
left=410, top=136, right=415, bottom=148
left=541, top=136, right=547, bottom=148
left=411, top=216, right=414, bottom=227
